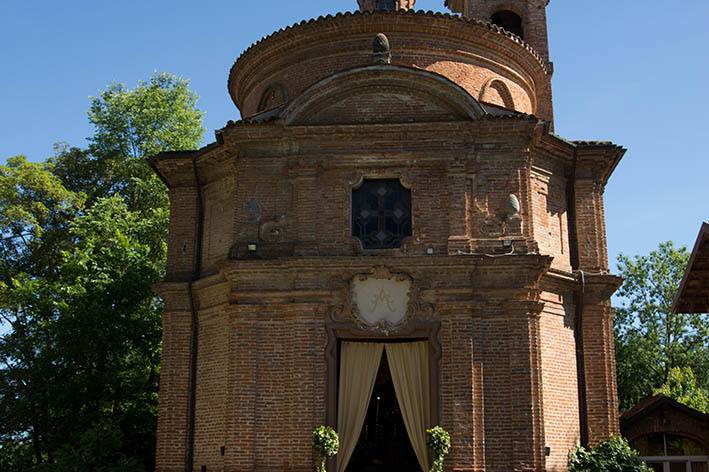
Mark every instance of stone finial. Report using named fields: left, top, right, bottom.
left=373, top=33, right=391, bottom=64
left=357, top=0, right=416, bottom=12
left=506, top=194, right=521, bottom=219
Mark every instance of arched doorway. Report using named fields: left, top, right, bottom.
left=325, top=323, right=441, bottom=472
left=347, top=349, right=421, bottom=471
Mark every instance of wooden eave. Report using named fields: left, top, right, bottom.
left=621, top=394, right=709, bottom=427
left=673, top=222, right=709, bottom=314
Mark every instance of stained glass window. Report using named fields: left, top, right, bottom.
left=352, top=179, right=412, bottom=250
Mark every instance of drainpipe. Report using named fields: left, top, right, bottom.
left=567, top=148, right=589, bottom=447
left=186, top=154, right=204, bottom=472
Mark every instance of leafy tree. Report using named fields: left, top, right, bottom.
left=85, top=72, right=204, bottom=211
left=0, top=72, right=204, bottom=471
left=568, top=436, right=651, bottom=472
left=615, top=242, right=709, bottom=411
left=654, top=367, right=709, bottom=413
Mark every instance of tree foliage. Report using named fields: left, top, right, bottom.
left=654, top=367, right=709, bottom=413
left=568, top=436, right=651, bottom=472
left=0, top=73, right=204, bottom=471
left=615, top=242, right=709, bottom=412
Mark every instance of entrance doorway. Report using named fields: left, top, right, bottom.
left=347, top=350, right=421, bottom=472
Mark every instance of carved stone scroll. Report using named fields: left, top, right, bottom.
left=329, top=266, right=434, bottom=335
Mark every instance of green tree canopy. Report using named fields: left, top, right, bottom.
left=0, top=72, right=204, bottom=471
left=615, top=242, right=709, bottom=412
left=654, top=367, right=709, bottom=413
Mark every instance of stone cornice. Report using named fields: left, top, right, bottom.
left=152, top=282, right=192, bottom=312
left=217, top=118, right=539, bottom=149
left=580, top=273, right=623, bottom=305
left=215, top=254, right=551, bottom=290
left=149, top=152, right=197, bottom=189
left=574, top=143, right=626, bottom=186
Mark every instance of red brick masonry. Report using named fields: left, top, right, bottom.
left=151, top=3, right=625, bottom=471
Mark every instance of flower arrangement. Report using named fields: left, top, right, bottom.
left=426, top=426, right=451, bottom=472
left=312, top=425, right=339, bottom=472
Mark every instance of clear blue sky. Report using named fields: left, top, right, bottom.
left=2, top=0, right=708, bottom=266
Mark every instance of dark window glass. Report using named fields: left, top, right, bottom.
left=634, top=433, right=708, bottom=457
left=665, top=435, right=706, bottom=456
left=633, top=434, right=666, bottom=456
left=670, top=463, right=686, bottom=472
left=491, top=10, right=524, bottom=39
left=352, top=179, right=412, bottom=249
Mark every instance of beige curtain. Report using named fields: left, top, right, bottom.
left=336, top=342, right=384, bottom=472
left=386, top=342, right=431, bottom=471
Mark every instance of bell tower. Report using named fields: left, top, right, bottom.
left=446, top=0, right=551, bottom=63
left=358, top=0, right=416, bottom=12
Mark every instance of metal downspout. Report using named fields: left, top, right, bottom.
left=568, top=148, right=589, bottom=447
left=186, top=155, right=204, bottom=472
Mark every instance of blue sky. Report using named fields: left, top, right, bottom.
left=1, top=0, right=708, bottom=265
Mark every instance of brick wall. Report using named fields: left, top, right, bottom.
left=151, top=116, right=623, bottom=471
left=150, top=7, right=625, bottom=469
left=228, top=12, right=549, bottom=121
left=540, top=291, right=580, bottom=471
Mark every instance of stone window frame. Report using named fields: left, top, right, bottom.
left=348, top=173, right=415, bottom=254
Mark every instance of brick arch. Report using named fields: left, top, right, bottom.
left=482, top=1, right=527, bottom=20
left=257, top=83, right=289, bottom=112
left=283, top=65, right=487, bottom=126
left=482, top=1, right=529, bottom=36
left=480, top=78, right=516, bottom=109
left=491, top=9, right=524, bottom=38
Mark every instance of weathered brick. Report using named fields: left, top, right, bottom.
left=151, top=4, right=625, bottom=472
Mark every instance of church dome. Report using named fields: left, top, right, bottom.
left=228, top=10, right=552, bottom=121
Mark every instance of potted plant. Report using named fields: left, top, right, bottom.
left=426, top=426, right=451, bottom=472
left=313, top=425, right=339, bottom=472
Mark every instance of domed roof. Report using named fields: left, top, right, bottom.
left=228, top=10, right=552, bottom=121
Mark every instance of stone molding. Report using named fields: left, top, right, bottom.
left=329, top=266, right=435, bottom=336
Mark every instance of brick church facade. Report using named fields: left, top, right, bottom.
left=150, top=1, right=626, bottom=471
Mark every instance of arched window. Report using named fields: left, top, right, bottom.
left=257, top=84, right=288, bottom=112
left=352, top=179, right=412, bottom=249
left=491, top=10, right=524, bottom=39
left=480, top=78, right=516, bottom=110
left=376, top=0, right=396, bottom=11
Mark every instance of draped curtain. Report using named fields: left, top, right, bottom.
left=336, top=342, right=384, bottom=472
left=336, top=341, right=430, bottom=472
left=385, top=342, right=431, bottom=472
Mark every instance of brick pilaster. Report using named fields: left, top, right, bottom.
left=573, top=178, right=608, bottom=272
left=447, top=159, right=472, bottom=254
left=507, top=299, right=546, bottom=471
left=293, top=161, right=320, bottom=256
left=580, top=276, right=622, bottom=445
left=153, top=284, right=194, bottom=472
left=440, top=307, right=476, bottom=470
